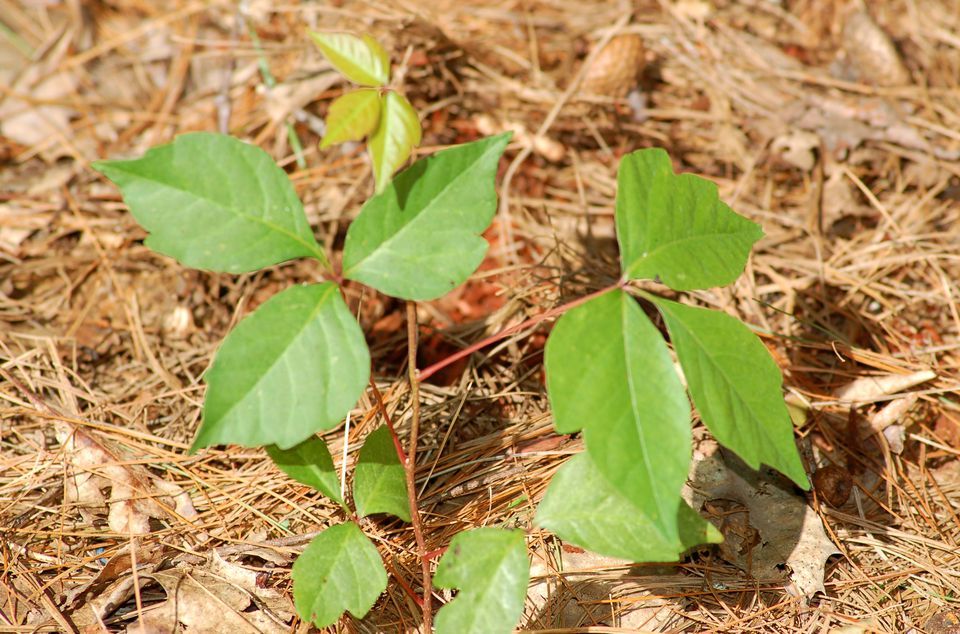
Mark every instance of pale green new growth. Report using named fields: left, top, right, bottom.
left=309, top=32, right=389, bottom=87
left=369, top=91, right=422, bottom=192
left=434, top=528, right=529, bottom=634
left=292, top=522, right=387, bottom=628
left=353, top=425, right=410, bottom=522
left=321, top=88, right=382, bottom=149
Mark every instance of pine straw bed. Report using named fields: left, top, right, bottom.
left=2, top=0, right=960, bottom=632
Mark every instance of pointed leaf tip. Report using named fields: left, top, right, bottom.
left=535, top=452, right=722, bottom=561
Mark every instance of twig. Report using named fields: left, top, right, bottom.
left=405, top=301, right=433, bottom=632
left=418, top=281, right=622, bottom=382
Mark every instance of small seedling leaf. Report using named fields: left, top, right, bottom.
left=353, top=425, right=410, bottom=522
left=434, top=528, right=529, bottom=634
left=292, top=522, right=387, bottom=628
left=652, top=296, right=809, bottom=488
left=310, top=32, right=389, bottom=87
left=545, top=289, right=691, bottom=533
left=535, top=452, right=721, bottom=561
left=321, top=88, right=382, bottom=149
left=194, top=283, right=370, bottom=451
left=368, top=92, right=421, bottom=193
left=93, top=132, right=328, bottom=272
left=616, top=148, right=763, bottom=290
left=266, top=436, right=343, bottom=505
left=343, top=133, right=510, bottom=300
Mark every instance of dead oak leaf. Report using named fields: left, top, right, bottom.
left=683, top=438, right=840, bottom=596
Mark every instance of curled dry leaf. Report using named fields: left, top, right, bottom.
left=683, top=438, right=839, bottom=596
left=833, top=370, right=936, bottom=404
left=58, top=426, right=197, bottom=534
left=579, top=34, right=645, bottom=99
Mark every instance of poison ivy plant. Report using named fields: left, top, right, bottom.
left=343, top=133, right=511, bottom=300
left=312, top=31, right=421, bottom=192
left=193, top=282, right=370, bottom=451
left=266, top=436, right=344, bottom=508
left=537, top=147, right=810, bottom=562
left=93, top=133, right=328, bottom=272
left=354, top=425, right=410, bottom=521
left=292, top=521, right=388, bottom=628
left=536, top=452, right=721, bottom=561
left=96, top=30, right=810, bottom=634
left=434, top=528, right=529, bottom=634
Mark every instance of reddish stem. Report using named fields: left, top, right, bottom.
left=418, top=281, right=623, bottom=382
left=405, top=301, right=433, bottom=632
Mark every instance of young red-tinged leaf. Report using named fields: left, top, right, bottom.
left=193, top=283, right=370, bottom=451
left=292, top=522, right=387, bottom=628
left=616, top=148, right=763, bottom=290
left=368, top=91, right=421, bottom=193
left=309, top=32, right=389, bottom=87
left=652, top=296, right=810, bottom=488
left=353, top=425, right=410, bottom=521
left=434, top=528, right=529, bottom=634
left=535, top=452, right=722, bottom=561
left=266, top=436, right=344, bottom=506
left=93, top=132, right=328, bottom=272
left=344, top=134, right=511, bottom=300
left=321, top=89, right=382, bottom=149
left=544, top=289, right=692, bottom=535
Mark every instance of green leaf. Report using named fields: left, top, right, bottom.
left=321, top=89, right=382, bottom=149
left=266, top=435, right=343, bottom=505
left=368, top=92, right=421, bottom=193
left=434, top=528, right=529, bottom=634
left=652, top=296, right=809, bottom=488
left=544, top=290, right=692, bottom=536
left=309, top=32, right=389, bottom=87
left=616, top=148, right=763, bottom=290
left=93, top=132, right=327, bottom=273
left=193, top=283, right=370, bottom=451
left=535, top=452, right=721, bottom=561
left=292, top=521, right=387, bottom=628
left=343, top=133, right=510, bottom=300
left=353, top=425, right=410, bottom=522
